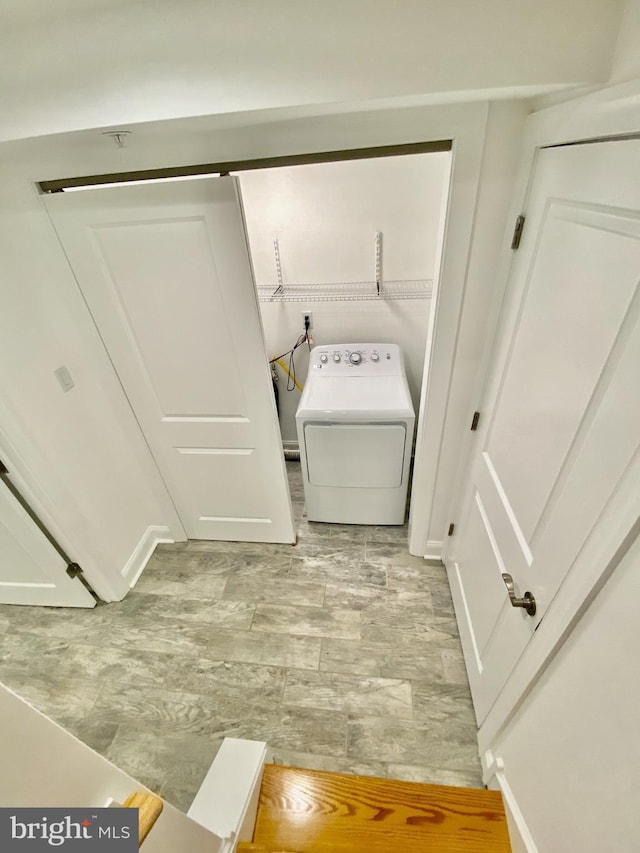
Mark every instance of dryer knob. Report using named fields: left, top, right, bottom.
left=320, top=354, right=328, bottom=363
left=333, top=353, right=341, bottom=363
left=349, top=352, right=362, bottom=365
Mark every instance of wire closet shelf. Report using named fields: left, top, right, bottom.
left=257, top=234, right=433, bottom=303
left=256, top=279, right=433, bottom=303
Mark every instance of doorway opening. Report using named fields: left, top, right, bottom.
left=236, top=151, right=452, bottom=533
left=42, top=143, right=452, bottom=547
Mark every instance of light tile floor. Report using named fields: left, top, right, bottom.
left=0, top=462, right=482, bottom=811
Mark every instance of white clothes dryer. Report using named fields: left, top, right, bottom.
left=295, top=343, right=415, bottom=525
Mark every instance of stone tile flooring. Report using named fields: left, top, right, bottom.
left=0, top=462, right=481, bottom=811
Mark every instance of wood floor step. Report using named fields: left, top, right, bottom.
left=251, top=764, right=511, bottom=852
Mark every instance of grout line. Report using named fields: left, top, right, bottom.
left=247, top=603, right=258, bottom=631
left=285, top=554, right=293, bottom=575
left=343, top=709, right=350, bottom=760
left=281, top=666, right=291, bottom=706
left=406, top=679, right=415, bottom=722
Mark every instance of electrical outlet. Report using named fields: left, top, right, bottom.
left=302, top=312, right=313, bottom=330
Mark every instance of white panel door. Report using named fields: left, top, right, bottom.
left=0, top=475, right=95, bottom=607
left=448, top=140, right=640, bottom=722
left=45, top=178, right=294, bottom=543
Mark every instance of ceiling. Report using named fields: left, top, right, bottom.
left=0, top=0, right=627, bottom=144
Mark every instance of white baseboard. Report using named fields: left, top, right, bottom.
left=121, top=525, right=174, bottom=588
left=188, top=738, right=268, bottom=852
left=424, top=539, right=444, bottom=562
left=491, top=768, right=539, bottom=853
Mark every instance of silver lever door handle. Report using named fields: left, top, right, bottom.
left=501, top=573, right=537, bottom=617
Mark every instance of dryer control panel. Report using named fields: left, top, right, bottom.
left=311, top=343, right=404, bottom=375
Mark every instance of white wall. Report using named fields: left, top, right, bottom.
left=490, top=529, right=640, bottom=852
left=239, top=154, right=449, bottom=440
left=0, top=167, right=184, bottom=601
left=609, top=0, right=640, bottom=82
left=529, top=0, right=640, bottom=111
left=0, top=0, right=624, bottom=142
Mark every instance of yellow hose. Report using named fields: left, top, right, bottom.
left=274, top=358, right=304, bottom=392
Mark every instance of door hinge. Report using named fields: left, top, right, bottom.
left=448, top=523, right=455, bottom=537
left=66, top=562, right=101, bottom=601
left=66, top=562, right=83, bottom=579
left=0, top=458, right=8, bottom=474
left=470, top=411, right=480, bottom=431
left=511, top=214, right=525, bottom=250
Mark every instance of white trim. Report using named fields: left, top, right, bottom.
left=490, top=765, right=539, bottom=853
left=176, top=447, right=254, bottom=455
left=408, top=106, right=488, bottom=555
left=424, top=540, right=444, bottom=561
left=525, top=77, right=640, bottom=147
left=480, top=747, right=503, bottom=782
left=122, top=524, right=174, bottom=588
left=199, top=516, right=272, bottom=524
left=409, top=100, right=529, bottom=558
left=188, top=738, right=267, bottom=852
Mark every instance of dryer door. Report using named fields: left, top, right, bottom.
left=304, top=423, right=407, bottom=488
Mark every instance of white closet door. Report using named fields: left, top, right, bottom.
left=0, top=476, right=95, bottom=607
left=45, top=178, right=294, bottom=543
left=448, top=140, right=640, bottom=722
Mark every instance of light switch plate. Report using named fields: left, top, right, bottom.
left=54, top=365, right=75, bottom=392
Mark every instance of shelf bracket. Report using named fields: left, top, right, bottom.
left=375, top=231, right=383, bottom=296
left=271, top=238, right=285, bottom=299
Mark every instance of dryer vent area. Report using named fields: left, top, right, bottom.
left=236, top=150, right=450, bottom=447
